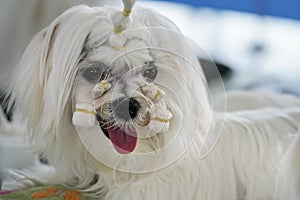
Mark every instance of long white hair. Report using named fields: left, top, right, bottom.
left=6, top=4, right=212, bottom=195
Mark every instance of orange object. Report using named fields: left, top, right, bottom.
left=63, top=190, right=82, bottom=200
left=31, top=187, right=60, bottom=198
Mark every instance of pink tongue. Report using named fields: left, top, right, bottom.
left=107, top=127, right=137, bottom=154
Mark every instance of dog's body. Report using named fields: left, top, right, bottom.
left=101, top=107, right=300, bottom=200
left=4, top=2, right=300, bottom=199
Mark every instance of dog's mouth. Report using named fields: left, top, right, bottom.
left=98, top=116, right=137, bottom=154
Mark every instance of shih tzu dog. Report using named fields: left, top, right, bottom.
left=4, top=0, right=300, bottom=199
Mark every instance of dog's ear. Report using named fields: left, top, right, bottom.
left=8, top=6, right=98, bottom=139
left=7, top=24, right=59, bottom=130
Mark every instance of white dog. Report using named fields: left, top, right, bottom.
left=5, top=0, right=300, bottom=199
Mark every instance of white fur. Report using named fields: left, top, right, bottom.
left=0, top=0, right=114, bottom=90
left=4, top=4, right=300, bottom=200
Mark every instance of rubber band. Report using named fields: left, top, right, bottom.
left=99, top=80, right=109, bottom=92
left=114, top=45, right=124, bottom=50
left=153, top=90, right=161, bottom=101
left=114, top=27, right=123, bottom=34
left=76, top=108, right=96, bottom=115
left=153, top=117, right=170, bottom=123
left=123, top=9, right=132, bottom=17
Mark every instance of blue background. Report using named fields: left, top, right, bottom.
left=149, top=0, right=300, bottom=20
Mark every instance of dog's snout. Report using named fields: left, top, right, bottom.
left=113, top=97, right=140, bottom=121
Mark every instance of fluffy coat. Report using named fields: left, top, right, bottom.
left=4, top=3, right=300, bottom=200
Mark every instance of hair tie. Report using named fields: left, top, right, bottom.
left=114, top=45, right=125, bottom=50
left=123, top=9, right=132, bottom=17
left=113, top=0, right=136, bottom=34
left=114, top=27, right=123, bottom=34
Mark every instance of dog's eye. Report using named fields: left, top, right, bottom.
left=82, top=64, right=109, bottom=83
left=143, top=63, right=157, bottom=82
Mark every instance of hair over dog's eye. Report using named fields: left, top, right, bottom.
left=82, top=64, right=109, bottom=83
left=143, top=63, right=157, bottom=82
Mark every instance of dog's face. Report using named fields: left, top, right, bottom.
left=74, top=35, right=178, bottom=151
left=72, top=32, right=202, bottom=172
left=10, top=5, right=214, bottom=175
left=75, top=58, right=162, bottom=153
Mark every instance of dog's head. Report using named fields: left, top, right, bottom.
left=9, top=1, right=214, bottom=182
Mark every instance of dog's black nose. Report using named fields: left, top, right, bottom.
left=113, top=97, right=140, bottom=121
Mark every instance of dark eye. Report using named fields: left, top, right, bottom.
left=82, top=64, right=109, bottom=83
left=143, top=64, right=157, bottom=82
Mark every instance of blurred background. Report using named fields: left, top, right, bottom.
left=143, top=0, right=300, bottom=95
left=0, top=0, right=300, bottom=188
